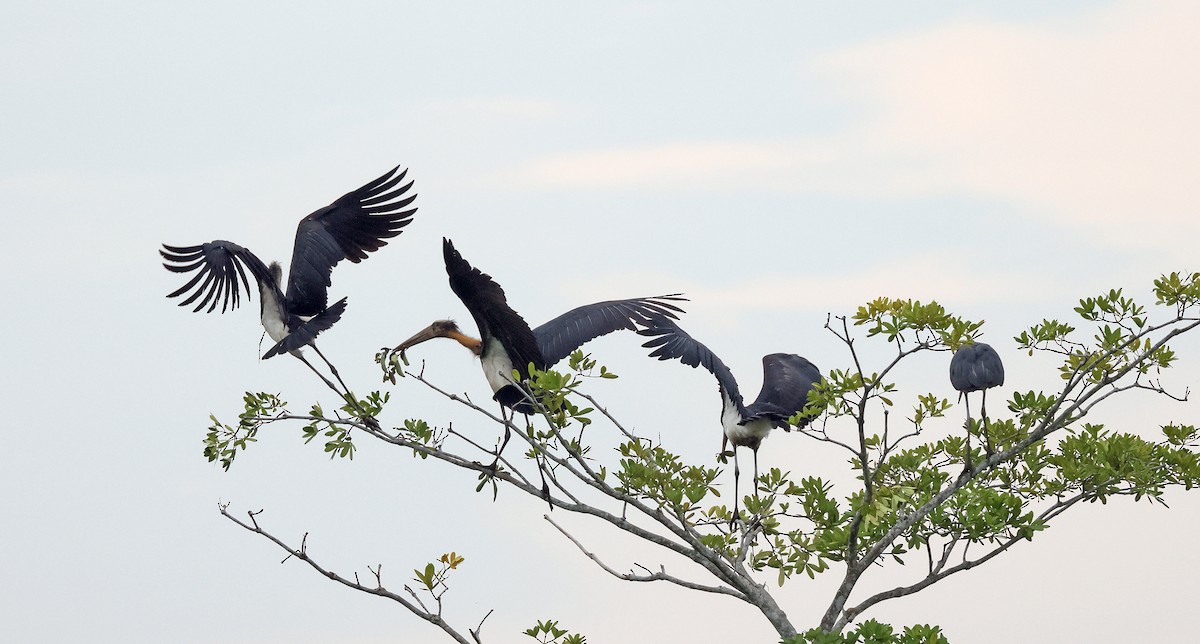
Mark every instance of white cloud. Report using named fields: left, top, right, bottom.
left=818, top=0, right=1200, bottom=238
left=495, top=1, right=1200, bottom=254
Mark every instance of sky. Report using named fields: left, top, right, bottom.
left=4, top=1, right=1200, bottom=641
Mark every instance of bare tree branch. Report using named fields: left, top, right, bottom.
left=218, top=503, right=478, bottom=644
left=544, top=515, right=744, bottom=598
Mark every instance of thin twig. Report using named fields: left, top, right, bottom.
left=544, top=515, right=744, bottom=598
left=218, top=503, right=476, bottom=644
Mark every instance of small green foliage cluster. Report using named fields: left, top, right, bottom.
left=510, top=352, right=618, bottom=480
left=1162, top=423, right=1200, bottom=448
left=354, top=390, right=389, bottom=419
left=1052, top=424, right=1200, bottom=502
left=300, top=402, right=354, bottom=459
left=376, top=347, right=407, bottom=384
left=566, top=350, right=620, bottom=381
left=615, top=438, right=721, bottom=517
left=1016, top=287, right=1179, bottom=383
left=852, top=298, right=981, bottom=350
left=203, top=392, right=285, bottom=471
left=524, top=619, right=586, bottom=644
left=527, top=361, right=600, bottom=432
left=733, top=471, right=841, bottom=584
left=1155, top=271, right=1200, bottom=313
left=413, top=551, right=464, bottom=593
left=787, top=620, right=949, bottom=644
left=397, top=418, right=445, bottom=458
left=205, top=389, right=387, bottom=468
left=301, top=391, right=389, bottom=460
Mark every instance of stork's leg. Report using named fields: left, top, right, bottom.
left=753, top=446, right=761, bottom=496
left=529, top=411, right=553, bottom=508
left=311, top=344, right=354, bottom=398
left=981, top=389, right=994, bottom=457
left=731, top=446, right=741, bottom=530
left=488, top=403, right=512, bottom=472
left=531, top=413, right=554, bottom=511
left=746, top=446, right=766, bottom=529
left=962, top=392, right=974, bottom=474
left=293, top=352, right=345, bottom=401
left=310, top=344, right=379, bottom=429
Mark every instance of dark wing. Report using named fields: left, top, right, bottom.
left=286, top=166, right=417, bottom=315
left=950, top=342, right=1005, bottom=392
left=743, top=354, right=822, bottom=428
left=534, top=295, right=688, bottom=367
left=161, top=241, right=273, bottom=313
left=638, top=318, right=742, bottom=406
left=443, top=238, right=545, bottom=376
left=262, top=298, right=348, bottom=359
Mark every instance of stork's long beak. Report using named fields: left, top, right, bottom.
left=393, top=323, right=445, bottom=361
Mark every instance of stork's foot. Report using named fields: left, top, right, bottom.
left=959, top=456, right=974, bottom=482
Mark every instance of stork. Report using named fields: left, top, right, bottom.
left=392, top=238, right=685, bottom=468
left=638, top=319, right=821, bottom=526
left=949, top=341, right=1005, bottom=469
left=161, top=165, right=416, bottom=401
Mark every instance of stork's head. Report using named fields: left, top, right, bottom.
left=393, top=319, right=482, bottom=359
left=268, top=261, right=284, bottom=285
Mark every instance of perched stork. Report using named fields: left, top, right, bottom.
left=161, top=165, right=417, bottom=396
left=639, top=319, right=821, bottom=525
left=392, top=237, right=685, bottom=464
left=949, top=342, right=1005, bottom=466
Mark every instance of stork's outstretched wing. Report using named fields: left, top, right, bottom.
left=742, top=353, right=822, bottom=428
left=534, top=295, right=687, bottom=367
left=161, top=241, right=273, bottom=313
left=286, top=166, right=417, bottom=316
left=262, top=298, right=348, bottom=359
left=443, top=238, right=545, bottom=377
left=950, top=343, right=1005, bottom=393
left=639, top=318, right=742, bottom=405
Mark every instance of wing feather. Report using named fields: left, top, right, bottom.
left=534, top=295, right=688, bottom=367
left=443, top=238, right=544, bottom=377
left=161, top=241, right=270, bottom=314
left=638, top=318, right=743, bottom=408
left=262, top=298, right=348, bottom=359
left=742, top=354, right=822, bottom=428
left=286, top=166, right=417, bottom=315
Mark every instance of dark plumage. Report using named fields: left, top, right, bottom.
left=161, top=165, right=416, bottom=358
left=950, top=342, right=1005, bottom=393
left=639, top=318, right=821, bottom=523
left=950, top=341, right=1005, bottom=462
left=399, top=238, right=685, bottom=411
left=393, top=238, right=685, bottom=474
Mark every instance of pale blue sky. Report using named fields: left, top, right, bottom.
left=3, top=2, right=1199, bottom=642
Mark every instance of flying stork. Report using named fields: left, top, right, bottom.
left=638, top=318, right=822, bottom=526
left=949, top=341, right=1005, bottom=468
left=391, top=237, right=686, bottom=466
left=161, top=165, right=417, bottom=398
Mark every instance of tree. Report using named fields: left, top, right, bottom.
left=204, top=273, right=1200, bottom=643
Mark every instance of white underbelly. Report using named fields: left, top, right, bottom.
left=260, top=289, right=288, bottom=343
left=724, top=418, right=772, bottom=445
left=481, top=339, right=516, bottom=394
